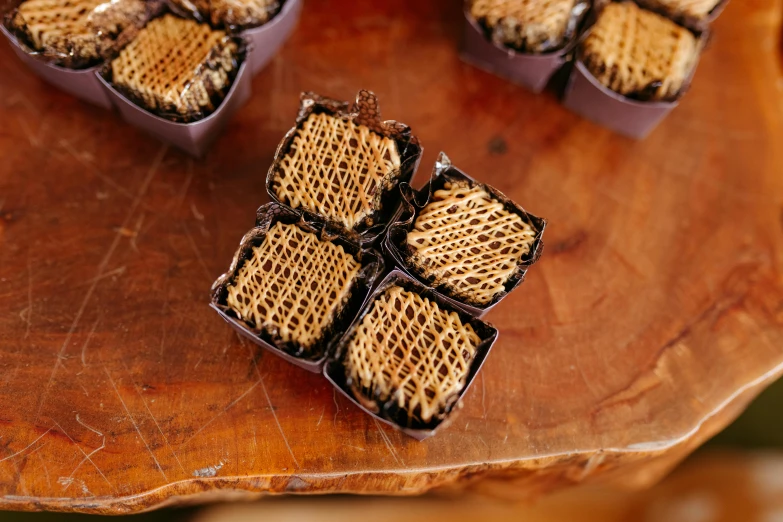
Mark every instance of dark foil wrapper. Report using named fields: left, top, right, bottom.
left=266, top=90, right=424, bottom=247
left=384, top=152, right=546, bottom=318
left=324, top=269, right=499, bottom=440
left=460, top=0, right=590, bottom=93
left=211, top=202, right=384, bottom=373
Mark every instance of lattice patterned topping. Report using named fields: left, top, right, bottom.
left=110, top=14, right=238, bottom=118
left=470, top=0, right=579, bottom=52
left=641, top=0, right=722, bottom=20
left=406, top=180, right=536, bottom=306
left=10, top=0, right=149, bottom=66
left=226, top=221, right=361, bottom=352
left=346, top=285, right=480, bottom=425
left=581, top=2, right=699, bottom=101
left=169, top=0, right=279, bottom=28
left=271, top=112, right=401, bottom=231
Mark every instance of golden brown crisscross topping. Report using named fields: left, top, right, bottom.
left=346, top=286, right=480, bottom=424
left=581, top=2, right=699, bottom=101
left=406, top=181, right=536, bottom=306
left=11, top=0, right=149, bottom=66
left=470, top=0, right=578, bottom=52
left=272, top=112, right=401, bottom=230
left=226, top=221, right=360, bottom=352
left=110, top=14, right=238, bottom=117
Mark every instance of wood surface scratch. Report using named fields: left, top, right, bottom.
left=33, top=145, right=168, bottom=424
left=259, top=376, right=301, bottom=469
left=104, top=368, right=168, bottom=483
left=373, top=419, right=403, bottom=467
left=120, top=360, right=187, bottom=475
left=51, top=419, right=113, bottom=490
left=0, top=427, right=53, bottom=463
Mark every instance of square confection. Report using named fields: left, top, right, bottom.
left=225, top=221, right=361, bottom=355
left=169, top=0, right=280, bottom=29
left=110, top=14, right=239, bottom=121
left=271, top=111, right=402, bottom=231
left=469, top=0, right=580, bottom=52
left=345, top=285, right=480, bottom=426
left=9, top=0, right=151, bottom=67
left=406, top=179, right=537, bottom=306
left=581, top=2, right=699, bottom=101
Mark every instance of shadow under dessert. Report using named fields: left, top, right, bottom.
left=344, top=285, right=480, bottom=428
left=108, top=13, right=240, bottom=122
left=581, top=1, right=700, bottom=102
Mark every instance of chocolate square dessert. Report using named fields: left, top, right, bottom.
left=8, top=0, right=152, bottom=68
left=406, top=179, right=537, bottom=307
left=345, top=285, right=481, bottom=426
left=109, top=14, right=239, bottom=121
left=581, top=2, right=700, bottom=101
left=271, top=107, right=402, bottom=231
left=169, top=0, right=281, bottom=29
left=469, top=0, right=582, bottom=52
left=225, top=221, right=361, bottom=355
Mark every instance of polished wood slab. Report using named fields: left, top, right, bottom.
left=0, top=0, right=782, bottom=514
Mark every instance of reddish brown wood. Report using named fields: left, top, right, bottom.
left=194, top=452, right=783, bottom=522
left=0, top=0, right=782, bottom=514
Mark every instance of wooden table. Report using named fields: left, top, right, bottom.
left=1, top=0, right=782, bottom=514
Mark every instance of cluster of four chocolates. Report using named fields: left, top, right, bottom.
left=211, top=90, right=546, bottom=438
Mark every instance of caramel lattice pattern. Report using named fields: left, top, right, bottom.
left=470, top=0, right=578, bottom=52
left=169, top=0, right=279, bottom=28
left=272, top=112, right=401, bottom=230
left=644, top=0, right=721, bottom=20
left=346, top=286, right=480, bottom=425
left=111, top=14, right=237, bottom=117
left=12, top=0, right=147, bottom=64
left=582, top=2, right=698, bottom=101
left=406, top=181, right=536, bottom=306
left=226, top=221, right=360, bottom=352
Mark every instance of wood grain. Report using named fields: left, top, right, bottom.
left=0, top=0, right=782, bottom=514
left=193, top=451, right=783, bottom=522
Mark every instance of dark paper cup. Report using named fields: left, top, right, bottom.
left=459, top=6, right=582, bottom=93
left=384, top=153, right=546, bottom=318
left=324, top=269, right=499, bottom=440
left=97, top=59, right=251, bottom=157
left=562, top=61, right=679, bottom=139
left=1, top=24, right=113, bottom=109
left=244, top=0, right=302, bottom=75
left=562, top=2, right=706, bottom=139
left=210, top=203, right=384, bottom=373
